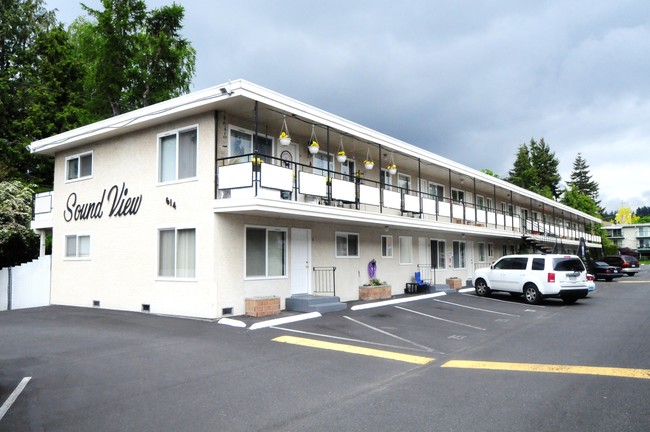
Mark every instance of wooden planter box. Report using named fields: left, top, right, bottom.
left=359, top=285, right=392, bottom=301
left=446, top=278, right=463, bottom=289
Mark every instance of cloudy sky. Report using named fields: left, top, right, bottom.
left=47, top=0, right=650, bottom=213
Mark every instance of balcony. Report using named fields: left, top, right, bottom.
left=215, top=154, right=601, bottom=246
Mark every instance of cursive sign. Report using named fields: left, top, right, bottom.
left=64, top=182, right=142, bottom=222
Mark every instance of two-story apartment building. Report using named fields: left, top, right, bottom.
left=602, top=223, right=650, bottom=260
left=30, top=79, right=602, bottom=319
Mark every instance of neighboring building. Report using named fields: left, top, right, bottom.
left=30, top=80, right=602, bottom=319
left=602, top=224, right=650, bottom=259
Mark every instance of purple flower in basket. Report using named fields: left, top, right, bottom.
left=368, top=259, right=377, bottom=279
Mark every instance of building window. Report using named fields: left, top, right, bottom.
left=158, top=228, right=196, bottom=278
left=453, top=241, right=466, bottom=268
left=428, top=182, right=444, bottom=200
left=228, top=126, right=273, bottom=164
left=65, top=235, right=90, bottom=258
left=486, top=197, right=494, bottom=210
left=399, top=236, right=413, bottom=265
left=336, top=232, right=359, bottom=258
left=341, top=159, right=356, bottom=181
left=65, top=152, right=93, bottom=181
left=158, top=127, right=198, bottom=183
left=478, top=242, right=486, bottom=262
left=381, top=235, right=393, bottom=258
left=431, top=239, right=446, bottom=269
left=476, top=195, right=484, bottom=209
left=487, top=242, right=494, bottom=258
left=451, top=189, right=465, bottom=203
left=245, top=227, right=287, bottom=278
left=313, top=152, right=334, bottom=177
left=397, top=173, right=411, bottom=192
left=380, top=169, right=393, bottom=191
left=502, top=245, right=508, bottom=256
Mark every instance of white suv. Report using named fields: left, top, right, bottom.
left=473, top=254, right=589, bottom=305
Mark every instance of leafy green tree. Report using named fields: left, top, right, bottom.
left=0, top=181, right=40, bottom=269
left=72, top=0, right=196, bottom=119
left=636, top=206, right=650, bottom=218
left=0, top=0, right=82, bottom=188
left=480, top=168, right=501, bottom=178
left=560, top=186, right=601, bottom=218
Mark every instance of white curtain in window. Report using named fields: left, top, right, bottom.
left=178, top=130, right=197, bottom=179
left=246, top=228, right=266, bottom=277
left=177, top=229, right=196, bottom=278
left=65, top=235, right=77, bottom=257
left=453, top=241, right=466, bottom=268
left=267, top=231, right=286, bottom=277
left=336, top=234, right=348, bottom=257
left=78, top=235, right=90, bottom=257
left=159, top=135, right=177, bottom=182
left=230, top=130, right=252, bottom=160
left=399, top=237, right=413, bottom=264
left=158, top=230, right=175, bottom=277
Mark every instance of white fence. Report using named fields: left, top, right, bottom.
left=0, top=255, right=51, bottom=311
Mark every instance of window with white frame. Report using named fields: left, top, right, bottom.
left=478, top=242, right=486, bottom=262
left=380, top=169, right=393, bottom=190
left=476, top=195, right=485, bottom=209
left=158, top=228, right=196, bottom=278
left=453, top=241, right=466, bottom=268
left=452, top=188, right=465, bottom=202
left=399, top=236, right=413, bottom=265
left=159, top=127, right=198, bottom=183
left=341, top=159, right=356, bottom=181
left=428, top=182, right=444, bottom=200
left=431, top=239, right=446, bottom=269
left=397, top=173, right=411, bottom=192
left=487, top=242, right=494, bottom=258
left=501, top=202, right=514, bottom=215
left=228, top=126, right=273, bottom=164
left=65, top=152, right=93, bottom=181
left=245, top=227, right=287, bottom=278
left=65, top=234, right=90, bottom=258
left=313, top=152, right=334, bottom=177
left=336, top=232, right=359, bottom=258
left=381, top=235, right=393, bottom=258
left=486, top=197, right=493, bottom=210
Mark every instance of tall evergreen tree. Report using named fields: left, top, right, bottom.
left=507, top=144, right=535, bottom=189
left=568, top=153, right=600, bottom=201
left=529, top=138, right=561, bottom=200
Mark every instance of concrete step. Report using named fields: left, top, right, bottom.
left=285, top=294, right=347, bottom=313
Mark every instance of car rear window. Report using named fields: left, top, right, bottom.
left=553, top=258, right=585, bottom=272
left=532, top=258, right=545, bottom=271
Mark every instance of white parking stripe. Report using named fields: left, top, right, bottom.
left=343, top=316, right=439, bottom=353
left=0, top=377, right=31, bottom=421
left=461, top=292, right=546, bottom=308
left=433, top=299, right=521, bottom=317
left=395, top=306, right=486, bottom=330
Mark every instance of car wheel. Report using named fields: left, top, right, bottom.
left=523, top=284, right=542, bottom=305
left=605, top=277, right=613, bottom=282
left=628, top=273, right=636, bottom=277
left=474, top=278, right=491, bottom=297
left=562, top=296, right=578, bottom=304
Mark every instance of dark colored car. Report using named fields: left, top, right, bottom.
left=601, top=255, right=640, bottom=276
left=588, top=261, right=624, bottom=281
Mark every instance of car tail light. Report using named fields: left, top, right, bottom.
left=547, top=273, right=556, bottom=283
left=605, top=269, right=612, bottom=274
left=587, top=274, right=595, bottom=281
left=622, top=262, right=630, bottom=267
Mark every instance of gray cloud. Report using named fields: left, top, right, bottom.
left=48, top=0, right=650, bottom=212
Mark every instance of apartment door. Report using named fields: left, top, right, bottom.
left=290, top=228, right=311, bottom=295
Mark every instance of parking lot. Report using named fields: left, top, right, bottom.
left=2, top=268, right=650, bottom=431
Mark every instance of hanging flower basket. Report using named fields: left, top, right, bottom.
left=279, top=116, right=291, bottom=146
left=337, top=151, right=347, bottom=163
left=308, top=125, right=320, bottom=154
left=387, top=164, right=397, bottom=175
left=364, top=148, right=374, bottom=170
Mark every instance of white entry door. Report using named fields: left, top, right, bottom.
left=291, top=228, right=311, bottom=295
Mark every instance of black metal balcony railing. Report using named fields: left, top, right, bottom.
left=215, top=153, right=601, bottom=245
